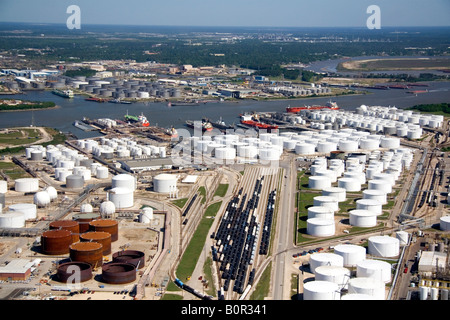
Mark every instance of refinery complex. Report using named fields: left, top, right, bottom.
left=0, top=100, right=449, bottom=302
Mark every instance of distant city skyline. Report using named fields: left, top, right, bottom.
left=0, top=0, right=449, bottom=28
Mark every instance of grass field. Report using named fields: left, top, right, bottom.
left=0, top=128, right=41, bottom=146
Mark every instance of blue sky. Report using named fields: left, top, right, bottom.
left=0, top=0, right=449, bottom=27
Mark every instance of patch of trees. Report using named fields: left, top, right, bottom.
left=0, top=101, right=55, bottom=111
left=409, top=103, right=450, bottom=114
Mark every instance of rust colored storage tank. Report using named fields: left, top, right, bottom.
left=101, top=262, right=136, bottom=284
left=69, top=241, right=103, bottom=268
left=72, top=213, right=101, bottom=233
left=80, top=231, right=111, bottom=255
left=56, top=261, right=93, bottom=283
left=112, top=250, right=145, bottom=269
left=41, top=229, right=73, bottom=255
left=89, top=219, right=119, bottom=242
left=49, top=220, right=80, bottom=243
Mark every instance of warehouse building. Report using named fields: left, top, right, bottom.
left=0, top=259, right=34, bottom=281
left=119, top=158, right=174, bottom=173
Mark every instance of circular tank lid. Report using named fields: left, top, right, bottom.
left=304, top=280, right=339, bottom=292
left=90, top=219, right=118, bottom=227
left=50, top=220, right=79, bottom=228
left=81, top=231, right=111, bottom=240
left=42, top=229, right=71, bottom=238
left=70, top=241, right=102, bottom=251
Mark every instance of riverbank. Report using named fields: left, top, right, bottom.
left=337, top=57, right=450, bottom=72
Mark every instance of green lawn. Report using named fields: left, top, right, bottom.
left=213, top=183, right=229, bottom=197
left=176, top=201, right=222, bottom=281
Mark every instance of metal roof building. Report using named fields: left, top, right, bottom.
left=119, top=158, right=174, bottom=173
left=0, top=259, right=34, bottom=281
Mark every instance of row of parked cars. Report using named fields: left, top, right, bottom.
left=292, top=247, right=324, bottom=258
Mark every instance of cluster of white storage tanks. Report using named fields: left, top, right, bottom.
left=305, top=105, right=441, bottom=139
left=305, top=143, right=414, bottom=236
left=188, top=133, right=284, bottom=163
left=42, top=144, right=110, bottom=185
left=2, top=182, right=58, bottom=228
left=76, top=137, right=166, bottom=159
left=304, top=233, right=408, bottom=300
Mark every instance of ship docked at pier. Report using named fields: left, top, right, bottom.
left=286, top=100, right=339, bottom=113
left=52, top=89, right=74, bottom=99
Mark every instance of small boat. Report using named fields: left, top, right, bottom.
left=186, top=119, right=213, bottom=132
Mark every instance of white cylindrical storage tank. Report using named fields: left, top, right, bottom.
left=348, top=277, right=385, bottom=300
left=307, top=206, right=334, bottom=220
left=420, top=286, right=429, bottom=300
left=100, top=200, right=116, bottom=216
left=380, top=137, right=400, bottom=149
left=341, top=293, right=376, bottom=300
left=373, top=172, right=395, bottom=186
left=65, top=175, right=84, bottom=189
left=368, top=179, right=392, bottom=194
left=112, top=174, right=136, bottom=191
left=80, top=203, right=93, bottom=213
left=8, top=203, right=37, bottom=220
left=356, top=199, right=383, bottom=216
left=237, top=145, right=258, bottom=159
left=14, top=178, right=39, bottom=193
left=337, top=177, right=361, bottom=192
left=322, top=187, right=346, bottom=202
left=96, top=166, right=109, bottom=179
left=139, top=207, right=154, bottom=223
left=334, top=244, right=366, bottom=267
left=339, top=140, right=359, bottom=152
left=313, top=196, right=339, bottom=212
left=308, top=176, right=331, bottom=190
left=0, top=211, right=25, bottom=228
left=362, top=189, right=387, bottom=205
left=259, top=148, right=280, bottom=161
left=215, top=147, right=236, bottom=160
left=314, top=169, right=337, bottom=183
left=396, top=231, right=410, bottom=246
left=343, top=171, right=366, bottom=184
left=33, top=191, right=51, bottom=207
left=153, top=174, right=177, bottom=193
left=0, top=180, right=7, bottom=194
left=283, top=139, right=298, bottom=151
left=349, top=209, right=377, bottom=228
left=356, top=259, right=392, bottom=283
left=303, top=281, right=340, bottom=300
left=307, top=218, right=335, bottom=237
left=58, top=170, right=72, bottom=183
left=368, top=236, right=400, bottom=257
left=314, top=265, right=351, bottom=290
left=317, top=141, right=337, bottom=154
left=108, top=187, right=134, bottom=209
left=309, top=253, right=344, bottom=274
left=359, top=138, right=380, bottom=150
left=440, top=216, right=450, bottom=231
left=295, top=143, right=316, bottom=155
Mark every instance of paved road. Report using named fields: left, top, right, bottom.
left=273, top=156, right=296, bottom=300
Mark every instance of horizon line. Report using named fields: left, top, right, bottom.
left=1, top=21, right=450, bottom=29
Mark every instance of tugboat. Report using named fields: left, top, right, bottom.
left=185, top=119, right=213, bottom=132
left=203, top=117, right=234, bottom=130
